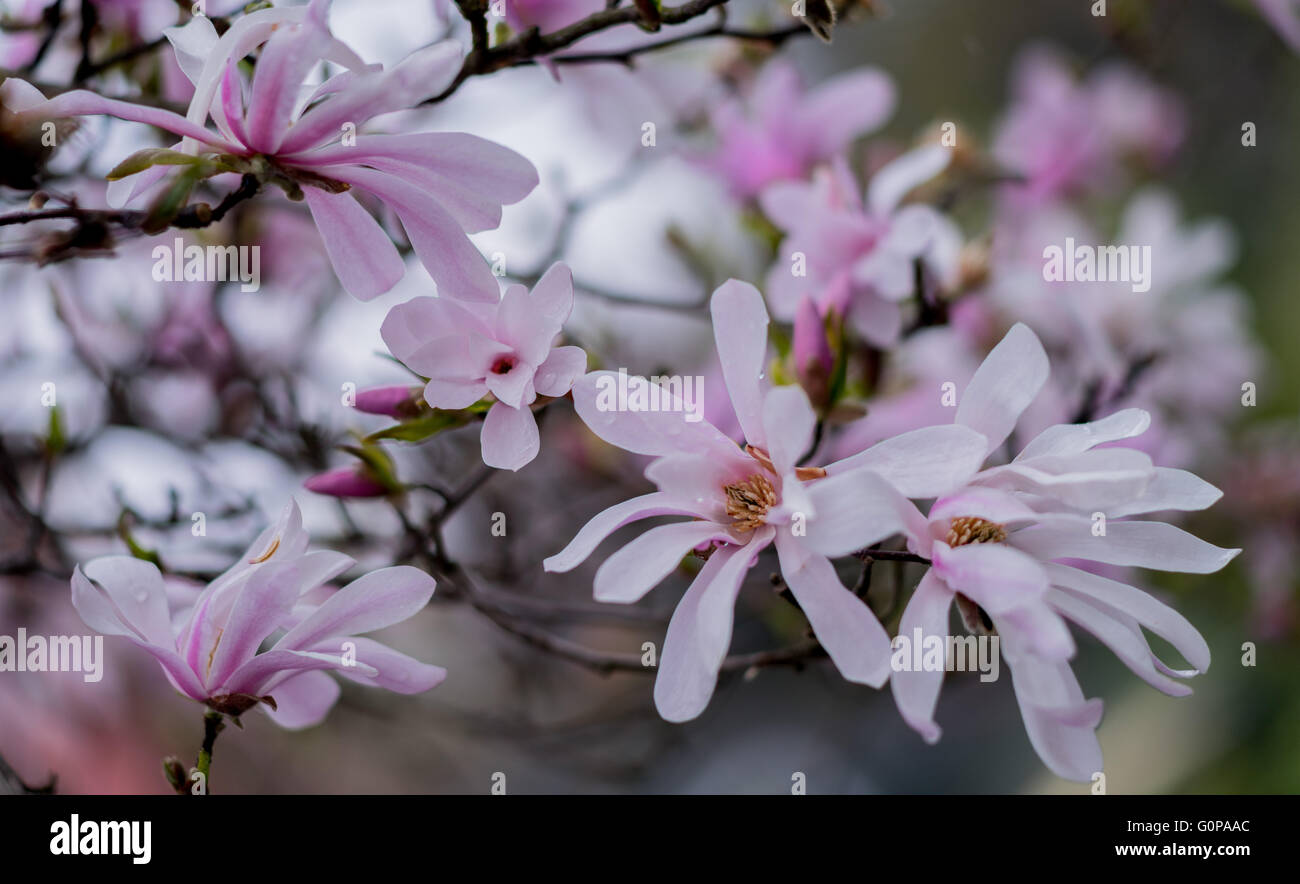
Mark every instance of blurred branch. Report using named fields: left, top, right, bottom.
left=430, top=0, right=815, bottom=104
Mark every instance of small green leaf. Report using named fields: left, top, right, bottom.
left=45, top=406, right=65, bottom=456
left=106, top=148, right=204, bottom=181
left=364, top=410, right=470, bottom=444
left=116, top=512, right=162, bottom=568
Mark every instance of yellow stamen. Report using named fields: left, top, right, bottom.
left=723, top=474, right=778, bottom=532
left=946, top=516, right=1007, bottom=547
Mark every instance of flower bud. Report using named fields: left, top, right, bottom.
left=304, top=466, right=389, bottom=498
left=791, top=297, right=835, bottom=410
left=354, top=384, right=422, bottom=419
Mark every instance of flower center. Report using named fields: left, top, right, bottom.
left=946, top=516, right=1007, bottom=547
left=491, top=356, right=515, bottom=375
left=723, top=474, right=777, bottom=532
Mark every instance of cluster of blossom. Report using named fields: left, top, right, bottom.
left=0, top=0, right=1281, bottom=788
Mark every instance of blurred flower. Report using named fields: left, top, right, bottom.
left=504, top=0, right=605, bottom=33
left=3, top=0, right=538, bottom=301
left=877, top=324, right=1237, bottom=780
left=993, top=46, right=1184, bottom=208
left=381, top=262, right=587, bottom=471
left=70, top=501, right=445, bottom=728
left=761, top=146, right=962, bottom=346
left=705, top=60, right=895, bottom=199
left=546, top=279, right=987, bottom=721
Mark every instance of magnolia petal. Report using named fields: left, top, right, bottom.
left=710, top=279, right=771, bottom=449
left=302, top=187, right=405, bottom=300
left=775, top=532, right=891, bottom=687
left=1011, top=519, right=1240, bottom=574
left=479, top=401, right=540, bottom=471
left=828, top=424, right=988, bottom=498
left=261, top=670, right=341, bottom=729
left=594, top=521, right=736, bottom=604
left=889, top=569, right=953, bottom=743
left=653, top=532, right=768, bottom=722
left=955, top=323, right=1049, bottom=456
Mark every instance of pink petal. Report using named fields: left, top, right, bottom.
left=1010, top=519, right=1240, bottom=574
left=534, top=346, right=586, bottom=397
left=275, top=566, right=436, bottom=652
left=797, top=68, right=896, bottom=159
left=954, top=323, right=1049, bottom=456
left=479, top=401, right=540, bottom=471
left=1015, top=408, right=1152, bottom=461
left=594, top=521, right=737, bottom=604
left=571, top=371, right=743, bottom=459
left=867, top=143, right=952, bottom=215
left=206, top=560, right=306, bottom=690
left=317, top=636, right=446, bottom=694
left=261, top=670, right=341, bottom=729
left=322, top=165, right=500, bottom=302
left=709, top=279, right=771, bottom=449
left=801, top=469, right=923, bottom=559
left=543, top=492, right=704, bottom=573
left=1044, top=561, right=1209, bottom=673
left=653, top=530, right=770, bottom=722
left=759, top=385, right=816, bottom=476
left=775, top=532, right=891, bottom=687
left=301, top=187, right=405, bottom=300
left=39, top=89, right=236, bottom=150
left=828, top=424, right=988, bottom=498
left=889, top=569, right=953, bottom=743
left=930, top=540, right=1048, bottom=614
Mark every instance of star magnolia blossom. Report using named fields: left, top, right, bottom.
left=381, top=262, right=588, bottom=471
left=2, top=0, right=537, bottom=301
left=544, top=279, right=988, bottom=721
left=874, top=323, right=1239, bottom=780
left=70, top=501, right=445, bottom=728
left=707, top=60, right=895, bottom=199
left=760, top=146, right=962, bottom=347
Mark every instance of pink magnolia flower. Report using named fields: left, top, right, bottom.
left=544, top=279, right=988, bottom=721
left=761, top=147, right=962, bottom=347
left=705, top=60, right=895, bottom=199
left=872, top=324, right=1238, bottom=780
left=992, top=46, right=1184, bottom=209
left=70, top=501, right=445, bottom=728
left=381, top=262, right=587, bottom=471
left=2, top=0, right=537, bottom=301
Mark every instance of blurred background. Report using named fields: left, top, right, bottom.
left=1, top=0, right=1298, bottom=794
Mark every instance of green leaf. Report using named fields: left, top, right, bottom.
left=116, top=512, right=162, bottom=568
left=45, top=406, right=65, bottom=457
left=106, top=148, right=204, bottom=181
left=364, top=410, right=470, bottom=444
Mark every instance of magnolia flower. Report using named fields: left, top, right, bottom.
left=544, top=279, right=988, bottom=721
left=2, top=0, right=537, bottom=301
left=761, top=147, right=962, bottom=347
left=992, top=46, right=1184, bottom=208
left=706, top=60, right=895, bottom=199
left=70, top=501, right=445, bottom=728
left=871, top=324, right=1238, bottom=780
left=381, top=262, right=587, bottom=471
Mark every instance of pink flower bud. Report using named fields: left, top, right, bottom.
left=353, top=384, right=421, bottom=418
left=304, top=467, right=389, bottom=498
left=792, top=296, right=834, bottom=408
